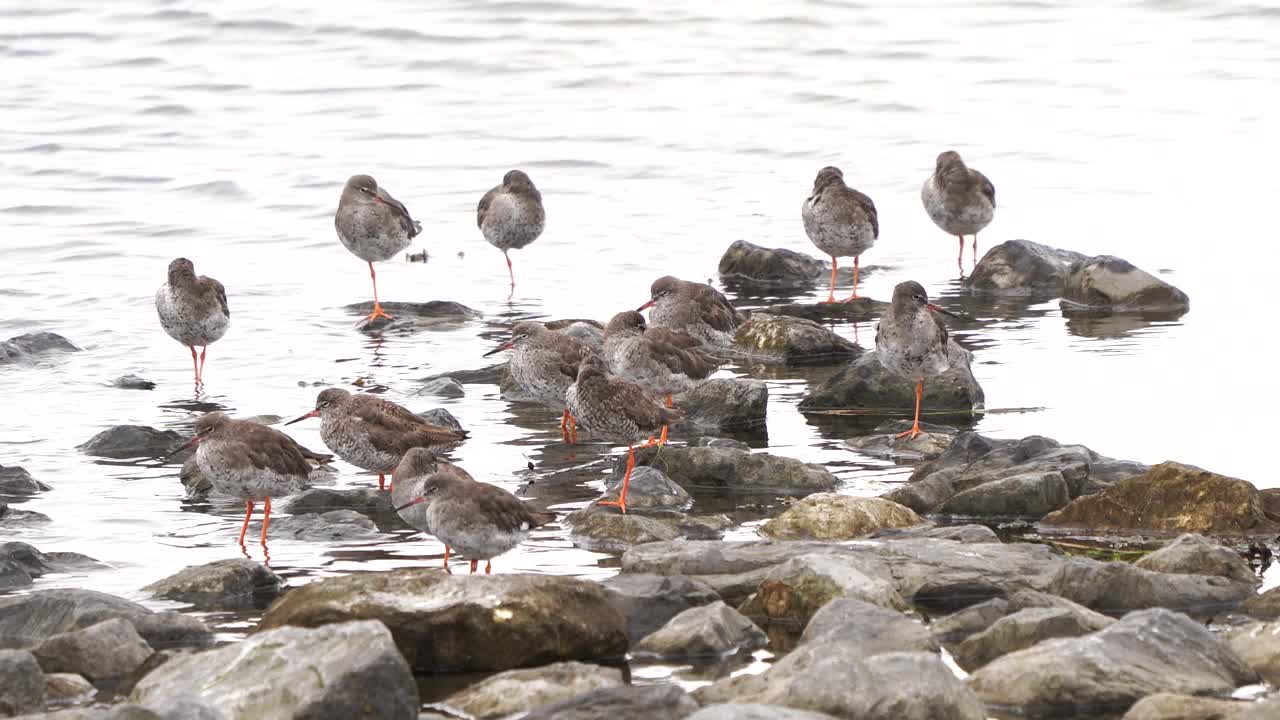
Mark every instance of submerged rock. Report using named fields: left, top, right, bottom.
left=0, top=465, right=52, bottom=495
left=258, top=569, right=627, bottom=672
left=566, top=507, right=729, bottom=553
left=964, top=239, right=1088, bottom=296
left=598, top=466, right=694, bottom=511
left=845, top=421, right=957, bottom=461
left=522, top=684, right=698, bottom=720
left=739, top=554, right=907, bottom=627
left=0, top=503, right=51, bottom=528
left=967, top=609, right=1257, bottom=716
left=759, top=495, right=923, bottom=540
left=1134, top=533, right=1257, bottom=585
left=1041, top=461, right=1280, bottom=536
left=418, top=408, right=465, bottom=432
left=952, top=605, right=1114, bottom=671
left=442, top=661, right=623, bottom=719
left=416, top=377, right=465, bottom=398
left=421, top=363, right=508, bottom=387
left=0, top=332, right=79, bottom=365
left=33, top=618, right=153, bottom=684
left=269, top=510, right=381, bottom=541
left=717, top=239, right=841, bottom=289
left=1061, top=255, right=1190, bottom=313
left=132, top=619, right=417, bottom=720
left=798, top=345, right=983, bottom=414
left=143, top=559, right=282, bottom=611
left=345, top=300, right=480, bottom=319
left=0, top=588, right=211, bottom=651
left=77, top=426, right=184, bottom=459
left=625, top=445, right=838, bottom=496
left=1, top=543, right=103, bottom=591
left=674, top=378, right=768, bottom=432
left=600, top=574, right=721, bottom=644
left=112, top=374, right=156, bottom=390
left=0, top=649, right=45, bottom=716
left=633, top=601, right=766, bottom=659
left=281, top=487, right=393, bottom=517
left=731, top=313, right=859, bottom=365
left=764, top=298, right=886, bottom=324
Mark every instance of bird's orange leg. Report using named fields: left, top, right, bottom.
left=560, top=408, right=570, bottom=443
left=844, top=256, right=860, bottom=301
left=568, top=414, right=578, bottom=445
left=957, top=236, right=965, bottom=274
left=972, top=234, right=979, bottom=265
left=442, top=545, right=452, bottom=574
left=598, top=444, right=635, bottom=514
left=366, top=261, right=393, bottom=323
left=469, top=559, right=478, bottom=574
left=198, top=346, right=208, bottom=382
left=895, top=380, right=924, bottom=440
left=237, top=500, right=254, bottom=546
left=485, top=560, right=492, bottom=575
left=504, top=250, right=514, bottom=288
left=259, top=497, right=272, bottom=546
left=824, top=256, right=838, bottom=303
left=378, top=473, right=386, bottom=491
left=658, top=393, right=673, bottom=444
left=189, top=346, right=201, bottom=387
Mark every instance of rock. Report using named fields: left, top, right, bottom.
left=143, top=559, right=282, bottom=611
left=674, top=378, right=768, bottom=431
left=952, top=605, right=1114, bottom=671
left=688, top=705, right=842, bottom=720
left=937, top=471, right=1071, bottom=519
left=131, top=619, right=417, bottom=720
left=130, top=612, right=213, bottom=651
left=1135, top=534, right=1256, bottom=585
left=33, top=618, right=153, bottom=683
left=0, top=332, right=79, bottom=365
left=415, top=377, right=464, bottom=398
left=1240, top=586, right=1280, bottom=621
left=421, top=363, right=507, bottom=387
left=798, top=345, right=983, bottom=414
left=600, top=574, right=721, bottom=644
left=0, top=544, right=104, bottom=591
left=869, top=523, right=998, bottom=543
left=696, top=649, right=984, bottom=720
left=0, top=503, right=52, bottom=525
left=625, top=445, right=838, bottom=496
left=799, top=597, right=937, bottom=654
left=930, top=589, right=1105, bottom=644
left=731, top=313, right=858, bottom=365
left=633, top=601, right=766, bottom=659
left=967, top=608, right=1257, bottom=714
left=112, top=375, right=156, bottom=390
left=696, top=436, right=750, bottom=451
left=442, top=661, right=623, bottom=719
left=763, top=299, right=886, bottom=324
left=345, top=299, right=480, bottom=320
left=739, top=554, right=907, bottom=627
left=1061, top=255, right=1190, bottom=313
left=269, top=510, right=381, bottom=540
left=0, top=649, right=44, bottom=716
left=1, top=465, right=51, bottom=496
left=1122, top=693, right=1260, bottom=720
left=964, top=239, right=1088, bottom=295
left=1042, top=461, right=1280, bottom=536
left=17, top=698, right=226, bottom=719
left=258, top=569, right=628, bottom=672
left=522, top=684, right=698, bottom=720
left=281, top=488, right=393, bottom=517
left=1047, top=558, right=1256, bottom=615
left=43, top=672, right=95, bottom=705
left=599, top=466, right=693, bottom=511
left=760, top=495, right=923, bottom=540
left=77, top=426, right=184, bottom=459
left=417, top=408, right=464, bottom=432
left=0, top=589, right=210, bottom=652
left=717, top=239, right=842, bottom=289
left=844, top=421, right=956, bottom=461
left=566, top=507, right=727, bottom=553
left=1228, top=620, right=1280, bottom=685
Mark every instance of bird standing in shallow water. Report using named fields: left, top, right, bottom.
left=392, top=448, right=554, bottom=574
left=566, top=355, right=683, bottom=514
left=875, top=281, right=961, bottom=440
left=284, top=388, right=467, bottom=491
left=639, top=276, right=744, bottom=349
left=334, top=174, right=422, bottom=325
left=921, top=151, right=995, bottom=273
left=155, top=258, right=229, bottom=391
left=477, top=170, right=544, bottom=290
left=483, top=321, right=595, bottom=444
left=802, top=166, right=879, bottom=302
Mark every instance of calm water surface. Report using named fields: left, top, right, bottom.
left=2, top=0, right=1279, bottom=699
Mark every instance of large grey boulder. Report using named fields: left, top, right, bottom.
left=0, top=465, right=51, bottom=495
left=674, top=378, right=768, bottom=432
left=633, top=601, right=766, bottom=659
left=1047, top=558, right=1256, bottom=615
left=1134, top=533, right=1257, bottom=585
left=623, top=445, right=838, bottom=496
left=952, top=605, right=1114, bottom=671
left=1061, top=255, right=1189, bottom=313
left=717, top=240, right=845, bottom=290
left=799, top=597, right=937, bottom=654
left=738, top=554, right=907, bottom=627
left=964, top=239, right=1087, bottom=296
left=1122, top=693, right=1265, bottom=720
left=143, top=559, right=283, bottom=611
left=0, top=649, right=44, bottom=716
left=32, top=618, right=152, bottom=684
left=521, top=684, right=698, bottom=720
left=0, top=543, right=101, bottom=591
left=442, top=661, right=623, bottom=719
left=798, top=345, right=983, bottom=415
left=600, top=574, right=721, bottom=644
left=0, top=589, right=211, bottom=651
left=731, top=313, right=859, bottom=365
left=759, top=495, right=923, bottom=540
left=77, top=426, right=184, bottom=459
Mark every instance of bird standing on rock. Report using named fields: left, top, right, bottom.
left=155, top=258, right=229, bottom=390
left=875, top=281, right=961, bottom=440
left=334, top=174, right=422, bottom=325
left=921, top=151, right=995, bottom=273
left=477, top=170, right=544, bottom=289
left=603, top=310, right=718, bottom=444
left=285, top=388, right=467, bottom=491
left=392, top=448, right=554, bottom=574
left=565, top=355, right=683, bottom=514
left=483, top=321, right=595, bottom=443
left=639, top=276, right=744, bottom=349
left=802, top=166, right=879, bottom=302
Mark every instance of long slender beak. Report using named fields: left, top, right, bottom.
left=927, top=303, right=967, bottom=321
left=164, top=435, right=200, bottom=460
left=483, top=340, right=515, bottom=357
left=285, top=409, right=320, bottom=426
left=636, top=299, right=655, bottom=312
left=394, top=497, right=426, bottom=512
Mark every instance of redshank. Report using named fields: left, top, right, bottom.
left=477, top=170, right=545, bottom=289
left=874, top=281, right=961, bottom=440
left=392, top=448, right=554, bottom=574
left=483, top=321, right=596, bottom=443
left=565, top=354, right=683, bottom=514
left=603, top=310, right=717, bottom=444
left=921, top=151, right=995, bottom=272
left=638, top=276, right=743, bottom=349
left=172, top=412, right=313, bottom=549
left=155, top=258, right=230, bottom=389
left=802, top=166, right=879, bottom=302
left=285, top=388, right=467, bottom=491
left=334, top=174, right=422, bottom=325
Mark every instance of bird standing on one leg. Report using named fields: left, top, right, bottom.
left=874, top=281, right=961, bottom=439
left=477, top=170, right=544, bottom=290
left=155, top=258, right=230, bottom=391
left=921, top=151, right=995, bottom=274
left=334, top=174, right=422, bottom=326
left=801, top=166, right=879, bottom=302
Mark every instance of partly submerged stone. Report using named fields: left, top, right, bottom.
left=77, top=425, right=184, bottom=459
left=0, top=332, right=79, bottom=365
left=0, top=465, right=51, bottom=496
left=0, top=588, right=211, bottom=651
left=143, top=559, right=283, bottom=611
left=759, top=495, right=923, bottom=540
left=624, top=445, right=838, bottom=496
left=1060, top=255, right=1190, bottom=314
left=442, top=661, right=623, bottom=719
left=717, top=239, right=841, bottom=289
left=965, top=240, right=1088, bottom=296
left=798, top=345, right=983, bottom=415
left=675, top=378, right=768, bottom=432
left=731, top=313, right=859, bottom=365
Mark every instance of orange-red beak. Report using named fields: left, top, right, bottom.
left=636, top=299, right=655, bottom=312
left=394, top=497, right=427, bottom=512
left=483, top=340, right=515, bottom=357
left=285, top=409, right=320, bottom=426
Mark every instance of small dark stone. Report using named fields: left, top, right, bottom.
left=77, top=426, right=184, bottom=459
left=113, top=374, right=157, bottom=390
left=417, top=408, right=465, bottom=432
left=417, top=377, right=465, bottom=398
left=143, top=559, right=283, bottom=611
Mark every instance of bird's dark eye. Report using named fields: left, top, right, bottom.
left=912, top=294, right=924, bottom=301
left=428, top=485, right=440, bottom=495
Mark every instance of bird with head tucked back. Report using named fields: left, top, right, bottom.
left=483, top=321, right=595, bottom=443
left=335, top=174, right=422, bottom=325
left=921, top=151, right=995, bottom=273
left=155, top=258, right=229, bottom=391
left=477, top=169, right=544, bottom=289
left=874, top=281, right=962, bottom=440
left=802, top=166, right=879, bottom=302
left=638, top=276, right=743, bottom=349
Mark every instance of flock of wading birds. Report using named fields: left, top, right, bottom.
left=153, top=150, right=995, bottom=572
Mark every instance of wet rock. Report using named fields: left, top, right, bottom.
left=599, top=466, right=693, bottom=511
left=416, top=377, right=464, bottom=398
left=1047, top=558, right=1256, bottom=615
left=0, top=332, right=79, bottom=365
left=128, top=612, right=212, bottom=651
left=798, top=345, right=983, bottom=414
left=800, top=597, right=937, bottom=654
left=868, top=523, right=998, bottom=543
left=953, top=605, right=1115, bottom=671
left=131, top=619, right=417, bottom=720
left=281, top=487, right=393, bottom=517
left=418, top=408, right=465, bottom=432
left=258, top=569, right=627, bottom=672
left=696, top=649, right=984, bottom=720
left=0, top=465, right=51, bottom=495
left=522, top=684, right=697, bottom=720
left=696, top=436, right=750, bottom=451
left=688, top=705, right=842, bottom=720
left=760, top=494, right=923, bottom=540
left=600, top=574, right=721, bottom=644
left=0, top=589, right=210, bottom=651
left=968, top=608, right=1257, bottom=715
left=1122, top=693, right=1261, bottom=720
left=43, top=672, right=95, bottom=705
left=717, top=239, right=842, bottom=289
left=937, top=471, right=1071, bottom=519
left=964, top=239, right=1088, bottom=295
left=112, top=375, right=156, bottom=390
left=270, top=510, right=381, bottom=541
left=1134, top=533, right=1257, bottom=585
left=0, top=503, right=51, bottom=527
left=442, top=661, right=623, bottom=719
left=0, top=649, right=44, bottom=716
left=143, top=559, right=282, bottom=611
left=345, top=299, right=480, bottom=319
left=33, top=618, right=153, bottom=684
left=1240, top=586, right=1280, bottom=621
left=739, top=554, right=907, bottom=627
left=1228, top=620, right=1280, bottom=685
left=1042, top=461, right=1280, bottom=536
left=421, top=363, right=507, bottom=387
left=77, top=426, right=183, bottom=459
left=567, top=509, right=728, bottom=553
left=1061, top=255, right=1190, bottom=313
left=20, top=698, right=226, bottom=719
left=626, top=445, right=838, bottom=496
left=731, top=313, right=859, bottom=365
left=633, top=601, right=766, bottom=659
left=674, top=378, right=767, bottom=431
left=930, top=589, right=1104, bottom=644
left=844, top=421, right=956, bottom=461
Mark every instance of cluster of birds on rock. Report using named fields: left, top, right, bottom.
left=153, top=151, right=995, bottom=572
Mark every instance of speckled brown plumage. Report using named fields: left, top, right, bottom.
left=477, top=170, right=545, bottom=288
left=334, top=174, right=422, bottom=323
left=155, top=258, right=230, bottom=388
left=874, top=281, right=954, bottom=440
left=603, top=310, right=717, bottom=397
left=640, top=276, right=743, bottom=348
left=801, top=166, right=879, bottom=301
left=922, top=151, right=995, bottom=271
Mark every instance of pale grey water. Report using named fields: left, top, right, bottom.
left=2, top=0, right=1279, bottom=699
